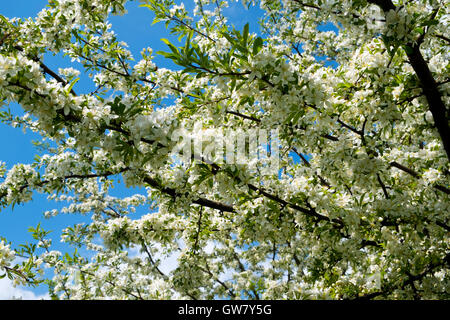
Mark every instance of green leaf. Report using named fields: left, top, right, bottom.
left=184, top=30, right=193, bottom=55
left=0, top=14, right=14, bottom=28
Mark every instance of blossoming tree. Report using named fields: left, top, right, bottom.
left=0, top=0, right=449, bottom=299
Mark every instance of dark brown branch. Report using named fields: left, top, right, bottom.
left=247, top=183, right=343, bottom=227
left=366, top=0, right=395, bottom=12
left=2, top=266, right=36, bottom=285
left=141, top=242, right=168, bottom=279
left=337, top=118, right=363, bottom=136
left=389, top=161, right=418, bottom=178
left=165, top=14, right=216, bottom=43
left=390, top=161, right=450, bottom=194
left=197, top=263, right=236, bottom=298
left=13, top=45, right=77, bottom=95
left=142, top=176, right=235, bottom=213
left=291, top=147, right=331, bottom=188
left=226, top=110, right=261, bottom=122
left=405, top=44, right=450, bottom=161
left=436, top=220, right=450, bottom=232
left=193, top=208, right=203, bottom=253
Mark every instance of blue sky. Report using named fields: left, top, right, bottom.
left=0, top=0, right=265, bottom=299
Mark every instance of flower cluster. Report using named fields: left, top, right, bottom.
left=0, top=0, right=448, bottom=300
